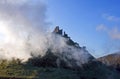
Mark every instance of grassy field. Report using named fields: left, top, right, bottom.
left=0, top=59, right=120, bottom=79
left=0, top=59, right=79, bottom=79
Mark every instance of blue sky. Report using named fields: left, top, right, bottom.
left=46, top=0, right=120, bottom=57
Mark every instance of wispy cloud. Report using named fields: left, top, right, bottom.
left=102, top=14, right=120, bottom=22
left=96, top=24, right=107, bottom=31
left=96, top=24, right=120, bottom=40
left=109, top=27, right=120, bottom=40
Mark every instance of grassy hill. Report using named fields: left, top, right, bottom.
left=98, top=53, right=120, bottom=72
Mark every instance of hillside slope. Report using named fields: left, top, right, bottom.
left=98, top=52, right=120, bottom=72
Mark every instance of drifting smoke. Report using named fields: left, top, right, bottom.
left=0, top=0, right=91, bottom=66
left=0, top=0, right=49, bottom=60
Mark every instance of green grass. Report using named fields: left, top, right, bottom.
left=0, top=59, right=79, bottom=79
left=0, top=59, right=120, bottom=79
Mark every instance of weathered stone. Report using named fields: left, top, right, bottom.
left=53, top=26, right=63, bottom=35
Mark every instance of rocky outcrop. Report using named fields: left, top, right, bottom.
left=53, top=26, right=70, bottom=38
left=53, top=26, right=63, bottom=35
left=53, top=26, right=94, bottom=60
left=53, top=26, right=80, bottom=48
left=28, top=26, right=94, bottom=70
